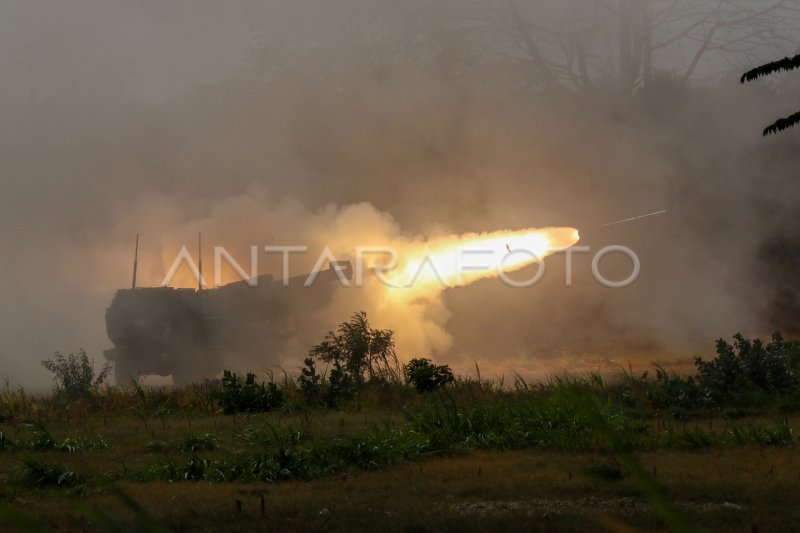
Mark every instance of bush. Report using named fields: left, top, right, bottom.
left=41, top=350, right=111, bottom=401
left=404, top=358, right=454, bottom=393
left=614, top=333, right=799, bottom=411
left=298, top=357, right=323, bottom=405
left=695, top=332, right=796, bottom=406
left=217, top=371, right=285, bottom=414
left=298, top=353, right=358, bottom=408
left=648, top=366, right=702, bottom=411
left=787, top=341, right=800, bottom=374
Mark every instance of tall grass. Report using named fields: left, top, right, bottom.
left=102, top=379, right=795, bottom=486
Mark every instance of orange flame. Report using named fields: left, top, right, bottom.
left=379, top=227, right=580, bottom=301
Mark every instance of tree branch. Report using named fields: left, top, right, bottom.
left=741, top=53, right=800, bottom=82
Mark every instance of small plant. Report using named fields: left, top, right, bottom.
left=404, top=358, right=454, bottom=393
left=144, top=440, right=168, bottom=453
left=58, top=435, right=110, bottom=452
left=22, top=422, right=109, bottom=452
left=17, top=459, right=84, bottom=490
left=27, top=424, right=56, bottom=450
left=678, top=427, right=715, bottom=449
left=236, top=421, right=310, bottom=448
left=298, top=357, right=323, bottom=404
left=180, top=432, right=218, bottom=452
left=41, top=349, right=111, bottom=401
left=726, top=419, right=794, bottom=446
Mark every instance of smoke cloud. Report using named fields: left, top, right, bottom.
left=1, top=0, right=799, bottom=388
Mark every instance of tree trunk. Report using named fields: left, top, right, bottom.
left=640, top=0, right=653, bottom=89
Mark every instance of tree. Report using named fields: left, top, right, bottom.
left=244, top=0, right=463, bottom=86
left=243, top=1, right=798, bottom=95
left=464, top=0, right=797, bottom=94
left=309, top=311, right=401, bottom=386
left=741, top=54, right=800, bottom=135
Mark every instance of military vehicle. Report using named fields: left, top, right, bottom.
left=104, top=236, right=352, bottom=384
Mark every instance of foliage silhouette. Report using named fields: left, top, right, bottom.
left=404, top=358, right=454, bottom=392
left=741, top=54, right=800, bottom=135
left=41, top=350, right=111, bottom=401
left=307, top=311, right=401, bottom=406
left=217, top=370, right=285, bottom=414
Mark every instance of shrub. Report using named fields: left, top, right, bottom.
left=298, top=357, right=323, bottom=405
left=616, top=333, right=799, bottom=411
left=787, top=341, right=800, bottom=374
left=41, top=350, right=111, bottom=401
left=648, top=366, right=701, bottom=411
left=27, top=422, right=56, bottom=450
left=695, top=333, right=796, bottom=406
left=217, top=371, right=285, bottom=414
left=404, top=358, right=454, bottom=393
left=326, top=359, right=357, bottom=407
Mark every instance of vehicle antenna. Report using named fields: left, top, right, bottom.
left=198, top=232, right=203, bottom=291
left=131, top=233, right=139, bottom=289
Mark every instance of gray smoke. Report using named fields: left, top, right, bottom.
left=1, top=0, right=799, bottom=388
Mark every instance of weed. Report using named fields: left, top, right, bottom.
left=16, top=460, right=85, bottom=490
left=26, top=423, right=56, bottom=450
left=726, top=419, right=793, bottom=446
left=677, top=427, right=715, bottom=449
left=180, top=432, right=218, bottom=452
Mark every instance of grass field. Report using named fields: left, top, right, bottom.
left=2, top=368, right=800, bottom=532
left=6, top=447, right=800, bottom=532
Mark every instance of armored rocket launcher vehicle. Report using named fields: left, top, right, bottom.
left=104, top=236, right=352, bottom=384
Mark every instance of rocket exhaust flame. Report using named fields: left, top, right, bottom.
left=377, top=227, right=581, bottom=301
